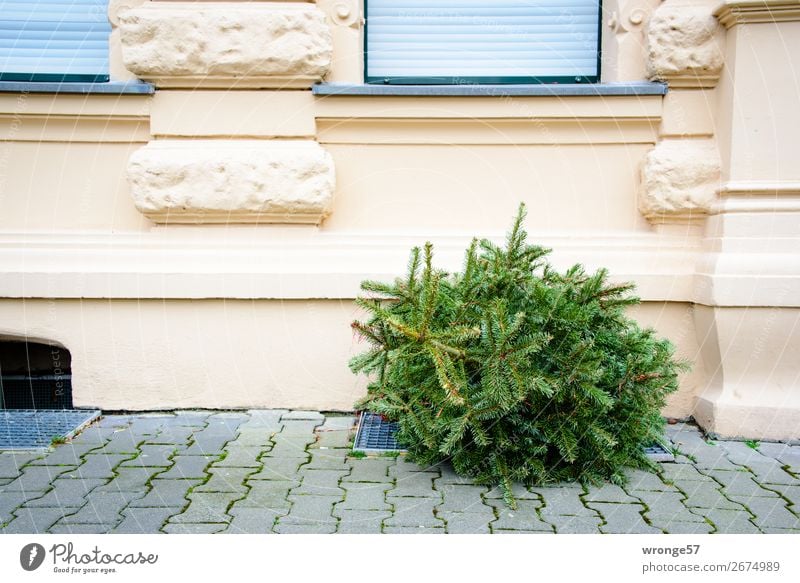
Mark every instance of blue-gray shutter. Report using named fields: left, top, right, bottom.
left=0, top=0, right=111, bottom=82
left=366, top=0, right=601, bottom=84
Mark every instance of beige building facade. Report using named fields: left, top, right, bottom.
left=0, top=0, right=798, bottom=439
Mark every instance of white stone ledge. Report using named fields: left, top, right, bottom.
left=715, top=0, right=800, bottom=27
left=126, top=140, right=336, bottom=224
left=119, top=2, right=332, bottom=88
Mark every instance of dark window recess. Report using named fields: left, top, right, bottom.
left=0, top=340, right=72, bottom=409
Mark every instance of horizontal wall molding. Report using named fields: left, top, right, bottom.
left=0, top=231, right=698, bottom=302
left=715, top=0, right=800, bottom=27
left=718, top=181, right=800, bottom=196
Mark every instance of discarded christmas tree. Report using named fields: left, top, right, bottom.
left=350, top=204, right=685, bottom=507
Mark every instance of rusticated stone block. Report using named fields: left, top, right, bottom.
left=646, top=5, right=723, bottom=88
left=119, top=2, right=332, bottom=88
left=127, top=140, right=336, bottom=224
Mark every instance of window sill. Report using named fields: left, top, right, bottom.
left=0, top=80, right=154, bottom=95
left=312, top=82, right=667, bottom=97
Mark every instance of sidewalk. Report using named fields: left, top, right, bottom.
left=1, top=411, right=799, bottom=534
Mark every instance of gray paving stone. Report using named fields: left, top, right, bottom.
left=390, top=457, right=439, bottom=476
left=547, top=515, right=603, bottom=534
left=535, top=488, right=596, bottom=517
left=248, top=457, right=306, bottom=481
left=69, top=426, right=116, bottom=446
left=244, top=409, right=286, bottom=426
left=2, top=465, right=74, bottom=491
left=274, top=521, right=336, bottom=534
left=662, top=521, right=714, bottom=534
left=233, top=481, right=293, bottom=510
left=304, top=450, right=349, bottom=470
left=265, top=435, right=313, bottom=458
left=193, top=467, right=253, bottom=493
left=172, top=411, right=212, bottom=425
left=389, top=471, right=440, bottom=498
left=485, top=483, right=543, bottom=500
left=625, top=469, right=674, bottom=492
left=383, top=526, right=445, bottom=534
left=278, top=420, right=321, bottom=437
left=60, top=491, right=140, bottom=524
left=588, top=503, right=661, bottom=534
left=677, top=480, right=743, bottom=510
left=0, top=452, right=44, bottom=477
left=48, top=524, right=113, bottom=534
left=313, top=430, right=352, bottom=449
left=119, top=445, right=176, bottom=468
left=584, top=484, right=639, bottom=503
left=162, top=523, right=228, bottom=534
left=385, top=497, right=443, bottom=528
left=435, top=483, right=489, bottom=513
left=694, top=508, right=761, bottom=533
left=28, top=445, right=97, bottom=467
left=282, top=411, right=325, bottom=421
left=90, top=429, right=142, bottom=454
left=293, top=469, right=349, bottom=496
left=63, top=453, right=133, bottom=479
left=182, top=436, right=236, bottom=456
left=227, top=507, right=283, bottom=533
left=489, top=499, right=552, bottom=532
left=94, top=467, right=158, bottom=493
left=227, top=428, right=274, bottom=447
left=282, top=495, right=339, bottom=525
left=704, top=469, right=779, bottom=497
left=636, top=490, right=690, bottom=515
left=127, top=479, right=200, bottom=507
left=335, top=510, right=390, bottom=533
left=437, top=464, right=480, bottom=485
left=343, top=458, right=394, bottom=483
left=112, top=507, right=181, bottom=533
left=717, top=440, right=775, bottom=466
left=765, top=484, right=800, bottom=507
left=213, top=446, right=266, bottom=468
left=24, top=478, right=105, bottom=507
left=337, top=482, right=391, bottom=511
left=761, top=527, right=800, bottom=534
left=728, top=495, right=800, bottom=529
left=1, top=491, right=47, bottom=523
left=744, top=461, right=799, bottom=486
left=145, top=425, right=198, bottom=444
left=440, top=511, right=493, bottom=533
left=169, top=492, right=242, bottom=523
left=318, top=416, right=356, bottom=431
left=157, top=455, right=217, bottom=479
left=659, top=463, right=714, bottom=482
left=2, top=505, right=76, bottom=533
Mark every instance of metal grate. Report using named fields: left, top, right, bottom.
left=0, top=409, right=100, bottom=450
left=353, top=412, right=406, bottom=454
left=643, top=442, right=675, bottom=463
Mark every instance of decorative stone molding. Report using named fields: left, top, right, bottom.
left=604, top=0, right=661, bottom=81
left=714, top=0, right=800, bottom=28
left=118, top=2, right=332, bottom=88
left=639, top=139, right=721, bottom=222
left=127, top=141, right=336, bottom=224
left=646, top=4, right=723, bottom=88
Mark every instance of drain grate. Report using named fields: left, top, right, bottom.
left=353, top=412, right=406, bottom=454
left=354, top=412, right=676, bottom=462
left=0, top=409, right=100, bottom=450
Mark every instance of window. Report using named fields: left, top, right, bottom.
left=0, top=0, right=111, bottom=83
left=365, top=0, right=602, bottom=84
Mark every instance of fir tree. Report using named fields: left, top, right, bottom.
left=350, top=204, right=687, bottom=507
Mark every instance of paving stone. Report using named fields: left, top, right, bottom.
left=703, top=469, right=778, bottom=498
left=343, top=458, right=394, bottom=483
left=761, top=527, right=800, bottom=534
left=293, top=469, right=348, bottom=496
left=265, top=435, right=314, bottom=458
left=244, top=409, right=286, bottom=426
left=584, top=484, right=639, bottom=503
left=96, top=415, right=134, bottom=428
left=213, top=446, right=266, bottom=468
left=728, top=495, right=800, bottom=529
left=145, top=425, right=198, bottom=444
left=169, top=492, right=242, bottom=523
left=279, top=420, right=321, bottom=437
left=162, top=523, right=228, bottom=534
left=112, top=507, right=181, bottom=533
left=193, top=467, right=254, bottom=493
left=757, top=442, right=800, bottom=471
left=94, top=467, right=158, bottom=493
left=694, top=508, right=760, bottom=533
left=182, top=436, right=236, bottom=456
left=28, top=445, right=97, bottom=467
left=127, top=479, right=200, bottom=508
left=69, top=426, right=116, bottom=446
left=635, top=490, right=690, bottom=515
left=390, top=457, right=439, bottom=476
left=435, top=483, right=489, bottom=513
left=488, top=499, right=551, bottom=532
left=437, top=464, right=480, bottom=485
left=662, top=521, right=714, bottom=534
left=313, top=430, right=352, bottom=449
left=744, top=461, right=799, bottom=486
left=383, top=526, right=445, bottom=534
left=90, top=429, right=142, bottom=454
left=60, top=491, right=140, bottom=524
left=119, top=445, right=176, bottom=468
left=1, top=506, right=77, bottom=533
left=547, top=515, right=603, bottom=534
left=535, top=488, right=596, bottom=517
left=337, top=482, right=392, bottom=511
left=440, top=511, right=493, bottom=533
left=0, top=452, right=44, bottom=477
left=63, top=453, right=133, bottom=479
left=677, top=480, right=743, bottom=510
left=389, top=471, right=440, bottom=498
left=172, top=411, right=212, bottom=425
left=48, top=524, right=113, bottom=534
left=318, top=416, right=356, bottom=431
left=227, top=428, right=274, bottom=447
left=625, top=469, right=674, bottom=492
left=282, top=411, right=325, bottom=422
left=717, top=440, right=776, bottom=466
left=24, top=478, right=105, bottom=507
left=233, top=481, right=293, bottom=510
left=2, top=465, right=74, bottom=491
left=274, top=521, right=336, bottom=534
left=588, top=503, right=660, bottom=534
left=227, top=507, right=284, bottom=533
left=282, top=495, right=339, bottom=525
left=157, top=455, right=217, bottom=479
left=659, top=463, right=714, bottom=482
left=1, top=491, right=48, bottom=523
left=248, top=457, right=307, bottom=481
left=335, top=510, right=390, bottom=533
left=385, top=497, right=443, bottom=528
left=485, top=483, right=543, bottom=500
left=304, top=450, right=349, bottom=470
